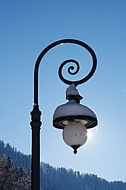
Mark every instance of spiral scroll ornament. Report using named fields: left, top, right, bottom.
left=58, top=40, right=97, bottom=87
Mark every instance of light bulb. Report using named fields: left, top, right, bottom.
left=62, top=121, right=87, bottom=154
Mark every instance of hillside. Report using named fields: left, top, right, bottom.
left=0, top=140, right=126, bottom=190
left=0, top=140, right=31, bottom=171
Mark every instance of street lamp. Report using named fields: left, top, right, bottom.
left=30, top=39, right=98, bottom=190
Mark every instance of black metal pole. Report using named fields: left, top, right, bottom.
left=30, top=105, right=41, bottom=190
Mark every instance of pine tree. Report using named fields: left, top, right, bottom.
left=0, top=155, right=31, bottom=190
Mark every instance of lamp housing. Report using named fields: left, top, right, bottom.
left=53, top=84, right=98, bottom=153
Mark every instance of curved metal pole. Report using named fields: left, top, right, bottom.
left=30, top=39, right=97, bottom=190
left=34, top=39, right=97, bottom=105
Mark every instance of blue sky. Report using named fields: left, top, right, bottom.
left=0, top=0, right=126, bottom=182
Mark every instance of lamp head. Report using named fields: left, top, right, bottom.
left=53, top=84, right=98, bottom=153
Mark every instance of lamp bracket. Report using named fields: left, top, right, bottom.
left=34, top=39, right=97, bottom=105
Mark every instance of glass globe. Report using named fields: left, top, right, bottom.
left=62, top=121, right=87, bottom=154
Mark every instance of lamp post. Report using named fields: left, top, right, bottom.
left=30, top=39, right=98, bottom=190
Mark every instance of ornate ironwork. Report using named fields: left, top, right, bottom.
left=34, top=39, right=97, bottom=105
